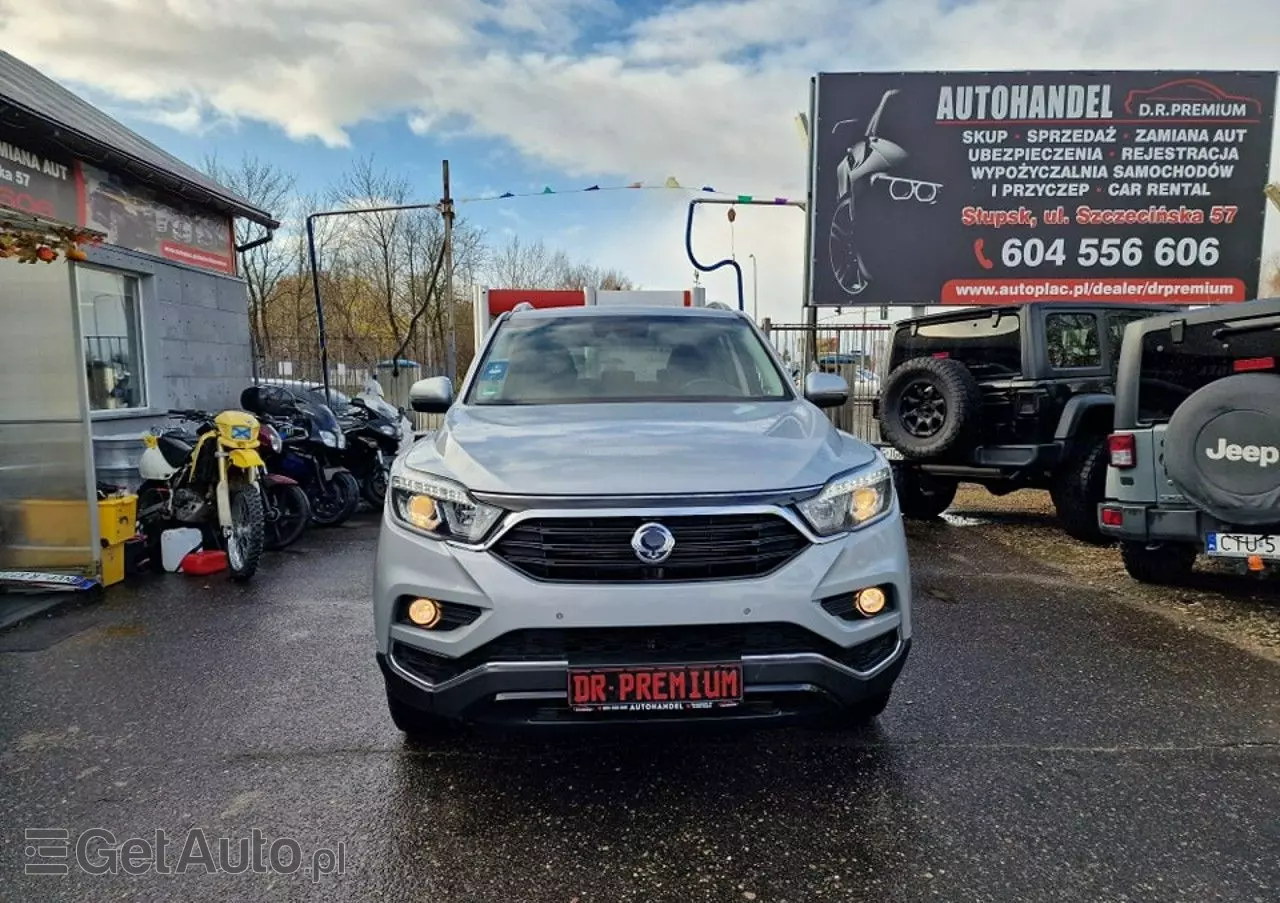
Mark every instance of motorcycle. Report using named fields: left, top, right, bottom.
left=255, top=421, right=312, bottom=550
left=136, top=408, right=266, bottom=581
left=240, top=385, right=361, bottom=527
left=337, top=395, right=404, bottom=507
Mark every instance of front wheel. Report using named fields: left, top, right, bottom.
left=310, top=470, right=358, bottom=526
left=361, top=464, right=389, bottom=508
left=225, top=485, right=265, bottom=581
left=262, top=482, right=311, bottom=550
left=891, top=464, right=958, bottom=519
left=831, top=690, right=892, bottom=729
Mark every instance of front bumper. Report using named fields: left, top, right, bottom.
left=373, top=500, right=913, bottom=725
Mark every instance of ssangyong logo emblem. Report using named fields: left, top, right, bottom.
left=631, top=523, right=675, bottom=564
left=1204, top=437, right=1280, bottom=468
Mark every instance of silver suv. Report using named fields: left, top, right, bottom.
left=1100, top=297, right=1280, bottom=583
left=373, top=305, right=912, bottom=737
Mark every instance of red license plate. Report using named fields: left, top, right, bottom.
left=567, top=662, right=743, bottom=712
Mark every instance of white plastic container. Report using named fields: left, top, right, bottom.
left=160, top=527, right=203, bottom=573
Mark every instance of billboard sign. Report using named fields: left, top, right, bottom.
left=808, top=70, right=1277, bottom=307
left=81, top=163, right=236, bottom=274
left=0, top=137, right=78, bottom=224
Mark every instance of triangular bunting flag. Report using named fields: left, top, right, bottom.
left=664, top=177, right=681, bottom=189
left=499, top=192, right=514, bottom=198
left=585, top=185, right=600, bottom=191
left=542, top=186, right=555, bottom=194
left=628, top=182, right=643, bottom=189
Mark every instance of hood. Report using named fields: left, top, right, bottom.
left=403, top=401, right=876, bottom=496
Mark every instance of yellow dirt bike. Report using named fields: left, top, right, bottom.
left=137, top=408, right=267, bottom=581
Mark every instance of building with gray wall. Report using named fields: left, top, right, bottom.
left=0, top=50, right=279, bottom=577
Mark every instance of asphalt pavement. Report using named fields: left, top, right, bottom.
left=1, top=511, right=1277, bottom=903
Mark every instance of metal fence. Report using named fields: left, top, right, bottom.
left=761, top=321, right=891, bottom=445
left=253, top=337, right=446, bottom=434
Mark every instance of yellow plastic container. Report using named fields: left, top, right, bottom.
left=100, top=543, right=126, bottom=587
left=97, top=494, right=138, bottom=546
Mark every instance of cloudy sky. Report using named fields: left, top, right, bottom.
left=3, top=0, right=1277, bottom=323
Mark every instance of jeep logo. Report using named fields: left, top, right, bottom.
left=1204, top=437, right=1280, bottom=468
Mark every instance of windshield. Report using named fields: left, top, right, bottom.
left=467, top=314, right=792, bottom=405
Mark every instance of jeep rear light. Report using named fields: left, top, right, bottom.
left=1108, top=433, right=1136, bottom=468
left=1232, top=356, right=1275, bottom=373
left=1100, top=507, right=1124, bottom=527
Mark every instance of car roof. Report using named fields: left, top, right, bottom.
left=1118, top=296, right=1280, bottom=340
left=896, top=302, right=1181, bottom=327
left=506, top=304, right=744, bottom=321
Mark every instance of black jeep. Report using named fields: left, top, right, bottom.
left=874, top=302, right=1177, bottom=543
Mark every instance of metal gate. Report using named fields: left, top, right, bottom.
left=762, top=321, right=890, bottom=445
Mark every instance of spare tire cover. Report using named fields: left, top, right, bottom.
left=1164, top=372, right=1280, bottom=526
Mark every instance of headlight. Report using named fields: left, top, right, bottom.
left=796, top=465, right=894, bottom=536
left=336, top=431, right=346, bottom=449
left=390, top=472, right=503, bottom=543
left=378, top=424, right=398, bottom=437
left=320, top=430, right=337, bottom=448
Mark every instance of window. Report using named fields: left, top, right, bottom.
left=890, top=311, right=1022, bottom=376
left=77, top=268, right=145, bottom=411
left=1105, top=311, right=1151, bottom=370
left=1045, top=312, right=1101, bottom=369
left=468, top=314, right=792, bottom=405
left=1137, top=317, right=1279, bottom=423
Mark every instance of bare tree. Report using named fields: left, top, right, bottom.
left=203, top=152, right=295, bottom=357
left=330, top=156, right=416, bottom=351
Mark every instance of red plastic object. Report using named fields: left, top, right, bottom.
left=181, top=550, right=228, bottom=575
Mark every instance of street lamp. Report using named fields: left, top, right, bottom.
left=747, top=253, right=758, bottom=322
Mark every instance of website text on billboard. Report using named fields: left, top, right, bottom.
left=807, top=70, right=1277, bottom=307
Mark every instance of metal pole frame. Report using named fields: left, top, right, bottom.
left=304, top=198, right=444, bottom=407
left=684, top=197, right=805, bottom=313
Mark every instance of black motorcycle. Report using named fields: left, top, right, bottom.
left=336, top=396, right=403, bottom=507
left=240, top=386, right=361, bottom=527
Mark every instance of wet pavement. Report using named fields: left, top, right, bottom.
left=1, top=512, right=1277, bottom=902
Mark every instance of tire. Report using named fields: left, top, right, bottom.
left=891, top=463, right=958, bottom=519
left=829, top=196, right=870, bottom=296
left=878, top=357, right=983, bottom=459
left=1051, top=435, right=1111, bottom=545
left=833, top=690, right=892, bottom=728
left=387, top=690, right=457, bottom=744
left=262, top=482, right=311, bottom=550
left=361, top=465, right=389, bottom=508
left=310, top=471, right=360, bottom=527
left=225, top=485, right=265, bottom=582
left=1120, top=541, right=1197, bottom=585
left=1162, top=372, right=1280, bottom=527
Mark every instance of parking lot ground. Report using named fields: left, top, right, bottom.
left=1, top=507, right=1278, bottom=903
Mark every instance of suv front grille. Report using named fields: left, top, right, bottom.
left=391, top=626, right=900, bottom=685
left=490, top=513, right=809, bottom=583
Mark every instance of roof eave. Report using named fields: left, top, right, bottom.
left=7, top=102, right=281, bottom=230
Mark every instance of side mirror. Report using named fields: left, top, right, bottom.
left=803, top=371, right=849, bottom=409
left=409, top=376, right=454, bottom=413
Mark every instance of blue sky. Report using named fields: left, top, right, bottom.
left=4, top=0, right=1277, bottom=321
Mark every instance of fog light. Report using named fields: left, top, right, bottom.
left=407, top=598, right=442, bottom=628
left=855, top=587, right=887, bottom=616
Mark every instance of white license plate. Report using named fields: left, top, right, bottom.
left=1205, top=533, right=1280, bottom=559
